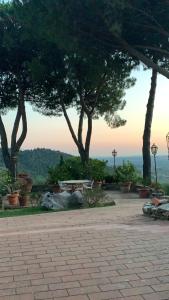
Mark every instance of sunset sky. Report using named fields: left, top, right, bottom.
left=3, top=67, right=169, bottom=157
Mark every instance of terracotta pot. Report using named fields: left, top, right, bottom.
left=17, top=174, right=33, bottom=193
left=8, top=193, right=19, bottom=205
left=138, top=188, right=150, bottom=198
left=19, top=195, right=29, bottom=207
left=120, top=182, right=132, bottom=193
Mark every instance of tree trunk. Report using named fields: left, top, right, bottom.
left=0, top=115, right=11, bottom=170
left=0, top=87, right=27, bottom=180
left=9, top=156, right=18, bottom=180
left=142, top=69, right=157, bottom=184
left=78, top=146, right=89, bottom=165
left=60, top=100, right=92, bottom=166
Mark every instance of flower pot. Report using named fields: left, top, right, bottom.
left=7, top=193, right=19, bottom=205
left=138, top=188, right=150, bottom=198
left=19, top=195, right=29, bottom=207
left=120, top=182, right=132, bottom=193
left=17, top=174, right=33, bottom=193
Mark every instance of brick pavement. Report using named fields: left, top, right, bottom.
left=0, top=192, right=169, bottom=300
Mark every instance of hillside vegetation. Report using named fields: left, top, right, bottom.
left=0, top=149, right=72, bottom=183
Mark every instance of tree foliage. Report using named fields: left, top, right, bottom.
left=48, top=157, right=107, bottom=183
left=14, top=0, right=136, bottom=164
left=0, top=2, right=38, bottom=178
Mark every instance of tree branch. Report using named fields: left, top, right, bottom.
left=11, top=102, right=22, bottom=154
left=91, top=73, right=107, bottom=114
left=113, top=34, right=169, bottom=78
left=60, top=99, right=80, bottom=148
left=78, top=107, right=84, bottom=146
left=15, top=97, right=27, bottom=153
left=85, top=114, right=92, bottom=154
left=134, top=45, right=169, bottom=57
left=0, top=115, right=11, bottom=169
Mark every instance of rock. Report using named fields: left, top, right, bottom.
left=151, top=198, right=168, bottom=206
left=142, top=203, right=154, bottom=215
left=69, top=191, right=84, bottom=208
left=157, top=203, right=169, bottom=211
left=143, top=197, right=169, bottom=219
left=41, top=191, right=71, bottom=210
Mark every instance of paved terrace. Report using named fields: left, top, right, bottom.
left=0, top=192, right=169, bottom=300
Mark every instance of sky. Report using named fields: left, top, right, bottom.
left=3, top=67, right=169, bottom=157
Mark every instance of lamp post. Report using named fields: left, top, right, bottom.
left=166, top=132, right=169, bottom=160
left=151, top=143, right=158, bottom=185
left=112, top=149, right=117, bottom=169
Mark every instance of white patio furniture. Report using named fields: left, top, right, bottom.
left=83, top=180, right=94, bottom=190
left=58, top=181, right=72, bottom=192
left=59, top=180, right=91, bottom=193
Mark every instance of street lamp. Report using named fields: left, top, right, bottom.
left=151, top=143, right=158, bottom=185
left=112, top=149, right=117, bottom=169
left=166, top=132, right=169, bottom=160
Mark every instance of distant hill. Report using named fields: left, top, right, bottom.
left=0, top=148, right=72, bottom=183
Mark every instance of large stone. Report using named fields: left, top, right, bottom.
left=41, top=191, right=85, bottom=210
left=143, top=197, right=169, bottom=219
left=69, top=191, right=84, bottom=208
left=41, top=191, right=71, bottom=210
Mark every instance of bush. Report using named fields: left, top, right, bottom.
left=83, top=187, right=105, bottom=207
left=48, top=157, right=107, bottom=183
left=113, top=161, right=139, bottom=184
left=0, top=169, right=12, bottom=196
left=104, top=175, right=114, bottom=183
left=162, top=184, right=169, bottom=195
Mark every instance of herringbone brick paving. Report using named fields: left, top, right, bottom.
left=0, top=192, right=169, bottom=300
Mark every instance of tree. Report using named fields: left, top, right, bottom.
left=0, top=3, right=36, bottom=178
left=32, top=47, right=135, bottom=165
left=13, top=0, right=136, bottom=165
left=142, top=69, right=158, bottom=184
left=14, top=0, right=168, bottom=176
left=52, top=0, right=169, bottom=179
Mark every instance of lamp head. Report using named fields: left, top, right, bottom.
left=112, top=149, right=117, bottom=157
left=151, top=143, right=158, bottom=155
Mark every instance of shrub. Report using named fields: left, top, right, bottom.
left=113, top=161, right=139, bottom=184
left=104, top=175, right=114, bottom=183
left=0, top=169, right=13, bottom=196
left=83, top=187, right=105, bottom=207
left=47, top=157, right=107, bottom=183
left=162, top=184, right=169, bottom=195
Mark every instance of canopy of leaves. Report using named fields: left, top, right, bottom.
left=32, top=45, right=136, bottom=128
left=31, top=0, right=169, bottom=75
left=13, top=0, right=136, bottom=127
left=0, top=2, right=38, bottom=113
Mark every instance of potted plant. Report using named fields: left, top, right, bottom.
left=138, top=186, right=151, bottom=198
left=6, top=180, right=20, bottom=206
left=17, top=173, right=33, bottom=207
left=114, top=161, right=139, bottom=193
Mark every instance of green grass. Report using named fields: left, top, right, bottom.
left=0, top=201, right=116, bottom=218
left=0, top=207, right=53, bottom=218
